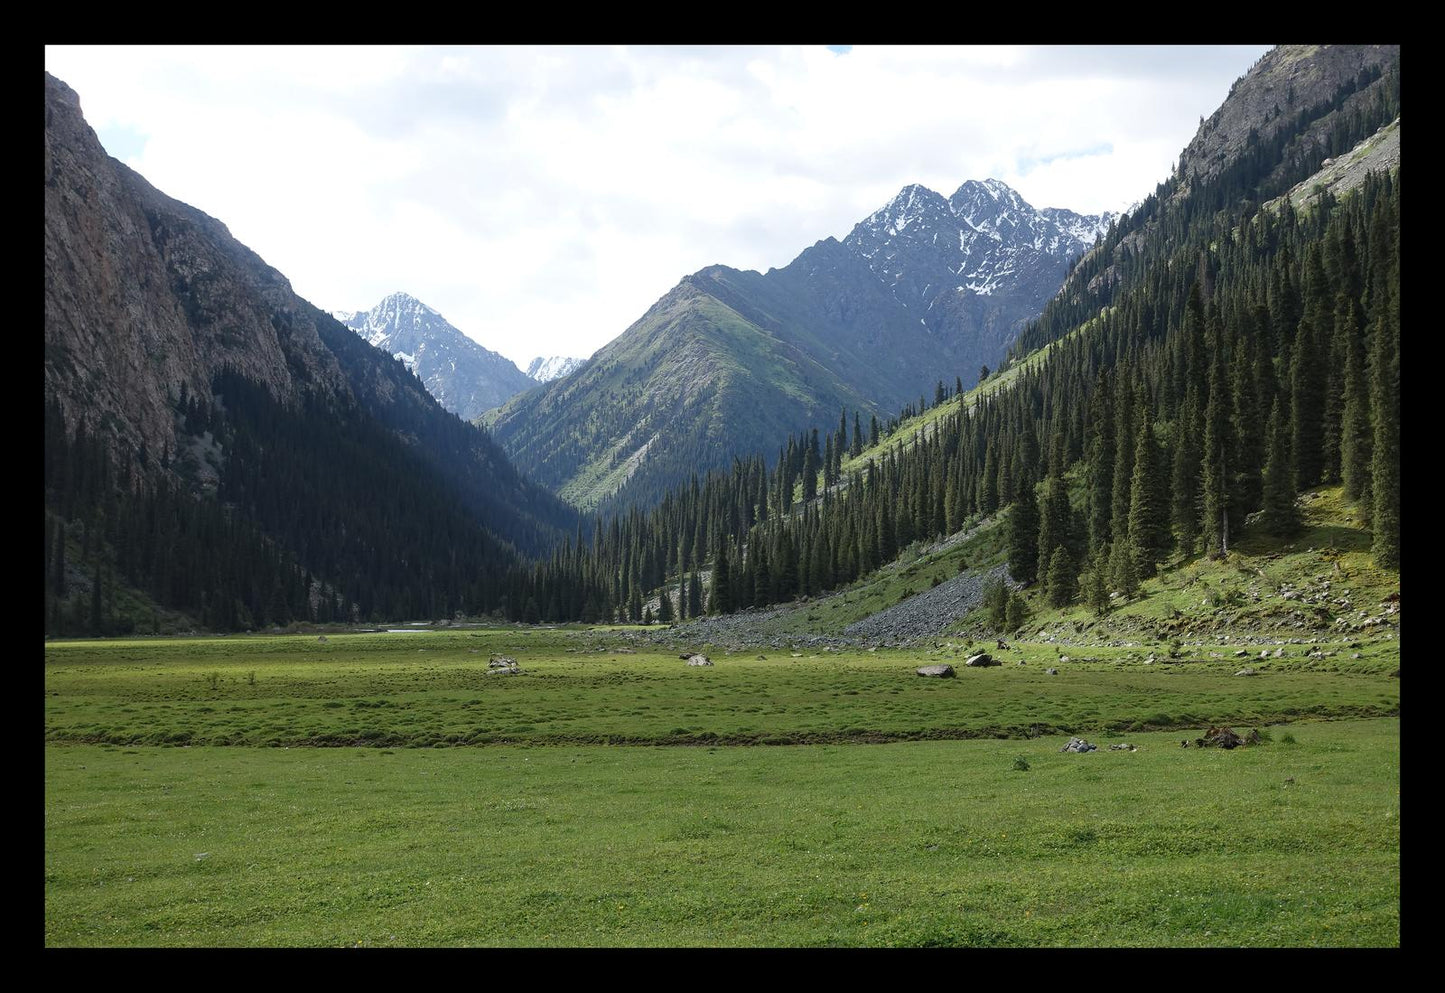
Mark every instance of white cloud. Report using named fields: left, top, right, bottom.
left=44, top=44, right=1270, bottom=366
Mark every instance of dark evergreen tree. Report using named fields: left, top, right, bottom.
left=1008, top=472, right=1041, bottom=586
left=1128, top=412, right=1170, bottom=578
left=709, top=541, right=732, bottom=614
left=1046, top=545, right=1077, bottom=608
left=1259, top=398, right=1299, bottom=536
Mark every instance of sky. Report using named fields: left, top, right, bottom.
left=44, top=45, right=1271, bottom=369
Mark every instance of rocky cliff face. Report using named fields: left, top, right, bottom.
left=45, top=72, right=347, bottom=473
left=44, top=71, right=574, bottom=558
left=1177, top=44, right=1399, bottom=193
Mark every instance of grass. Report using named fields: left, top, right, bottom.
left=45, top=719, right=1398, bottom=946
left=44, top=629, right=1397, bottom=748
left=43, top=484, right=1400, bottom=947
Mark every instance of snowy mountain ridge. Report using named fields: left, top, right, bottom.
left=336, top=292, right=534, bottom=421
left=846, top=177, right=1117, bottom=310
left=526, top=355, right=585, bottom=382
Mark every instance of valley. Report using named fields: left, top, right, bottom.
left=44, top=44, right=1401, bottom=948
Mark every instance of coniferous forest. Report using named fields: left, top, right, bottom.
left=43, top=52, right=1400, bottom=636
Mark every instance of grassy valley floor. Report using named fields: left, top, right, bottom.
left=46, top=720, right=1397, bottom=947
left=45, top=627, right=1398, bottom=946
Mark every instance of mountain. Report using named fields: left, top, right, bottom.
left=504, top=43, right=1401, bottom=632
left=526, top=355, right=586, bottom=382
left=44, top=72, right=575, bottom=632
left=336, top=293, right=534, bottom=421
left=488, top=178, right=1114, bottom=513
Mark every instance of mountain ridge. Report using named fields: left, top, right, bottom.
left=336, top=291, right=535, bottom=422
left=490, top=177, right=1114, bottom=514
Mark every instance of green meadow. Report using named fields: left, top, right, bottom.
left=45, top=629, right=1398, bottom=946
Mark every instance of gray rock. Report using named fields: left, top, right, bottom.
left=1045, top=667, right=1059, bottom=675
left=1060, top=737, right=1097, bottom=753
left=1235, top=667, right=1257, bottom=676
left=686, top=654, right=714, bottom=666
left=915, top=664, right=956, bottom=678
left=965, top=653, right=998, bottom=667
left=1108, top=743, right=1137, bottom=751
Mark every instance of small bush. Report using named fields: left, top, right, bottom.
left=1013, top=756, right=1030, bottom=772
left=1280, top=731, right=1297, bottom=744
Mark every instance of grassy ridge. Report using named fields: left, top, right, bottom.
left=45, top=719, right=1398, bottom=946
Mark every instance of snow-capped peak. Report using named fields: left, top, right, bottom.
left=527, top=355, right=584, bottom=382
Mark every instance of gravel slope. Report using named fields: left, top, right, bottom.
left=842, top=564, right=1013, bottom=643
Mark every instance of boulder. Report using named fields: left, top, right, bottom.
left=1045, top=667, right=1059, bottom=675
left=1235, top=667, right=1257, bottom=676
left=1200, top=726, right=1244, bottom=749
left=488, top=656, right=517, bottom=669
left=686, top=654, right=714, bottom=666
left=1108, top=743, right=1137, bottom=751
left=964, top=653, right=998, bottom=667
left=1060, top=737, right=1097, bottom=753
left=916, top=664, right=956, bottom=678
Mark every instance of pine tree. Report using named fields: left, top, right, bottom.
left=1036, top=473, right=1070, bottom=585
left=1007, top=473, right=1041, bottom=585
left=1259, top=399, right=1299, bottom=536
left=1085, top=549, right=1110, bottom=615
left=1005, top=591, right=1027, bottom=634
left=688, top=570, right=703, bottom=617
left=1338, top=301, right=1372, bottom=510
left=709, top=542, right=732, bottom=614
left=1109, top=539, right=1138, bottom=601
left=1170, top=383, right=1202, bottom=555
left=1046, top=546, right=1077, bottom=607
left=984, top=577, right=1009, bottom=632
left=1369, top=307, right=1399, bottom=567
left=1230, top=321, right=1264, bottom=518
left=1200, top=313, right=1233, bottom=558
left=1128, top=413, right=1169, bottom=578
left=1290, top=316, right=1326, bottom=490
left=1085, top=371, right=1115, bottom=550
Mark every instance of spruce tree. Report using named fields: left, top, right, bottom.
left=1369, top=308, right=1399, bottom=567
left=1036, top=473, right=1071, bottom=585
left=984, top=577, right=1009, bottom=632
left=1085, top=549, right=1110, bottom=616
left=1170, top=383, right=1202, bottom=555
left=1290, top=316, right=1326, bottom=490
left=687, top=570, right=703, bottom=617
left=1338, top=301, right=1372, bottom=510
left=1259, top=399, right=1299, bottom=536
left=1230, top=323, right=1264, bottom=519
left=1200, top=318, right=1233, bottom=558
left=1110, top=539, right=1139, bottom=601
left=1046, top=546, right=1077, bottom=608
left=1128, top=413, right=1169, bottom=578
left=709, top=542, right=732, bottom=614
left=1085, top=371, right=1115, bottom=550
left=1005, top=591, right=1027, bottom=634
left=1007, top=473, right=1041, bottom=586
